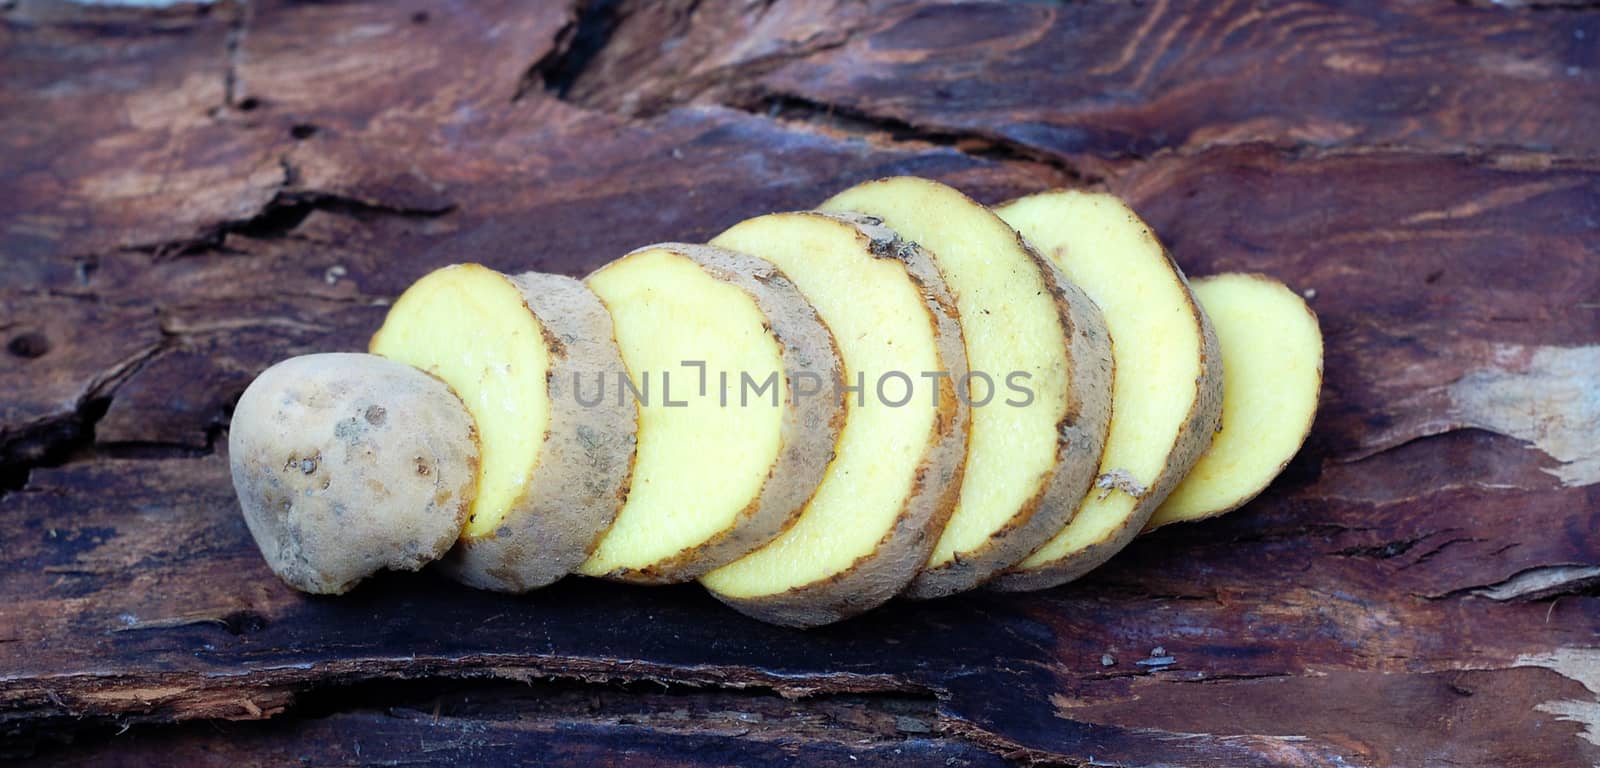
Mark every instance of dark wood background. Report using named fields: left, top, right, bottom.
left=3, top=1, right=1598, bottom=765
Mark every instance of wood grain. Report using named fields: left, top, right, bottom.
left=2, top=0, right=1598, bottom=765
left=567, top=0, right=1600, bottom=165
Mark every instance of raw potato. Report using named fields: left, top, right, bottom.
left=820, top=178, right=1112, bottom=598
left=1147, top=273, right=1322, bottom=529
left=700, top=212, right=969, bottom=627
left=370, top=265, right=636, bottom=592
left=229, top=353, right=479, bottom=595
left=992, top=190, right=1222, bottom=591
left=578, top=244, right=844, bottom=583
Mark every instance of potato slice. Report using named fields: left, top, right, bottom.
left=370, top=265, right=635, bottom=592
left=820, top=178, right=1111, bottom=598
left=577, top=244, right=844, bottom=583
left=1147, top=273, right=1322, bottom=529
left=229, top=353, right=479, bottom=594
left=992, top=190, right=1222, bottom=591
left=699, top=212, right=969, bottom=627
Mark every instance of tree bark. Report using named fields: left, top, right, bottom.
left=2, top=1, right=1598, bottom=765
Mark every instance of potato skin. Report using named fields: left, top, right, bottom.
left=1145, top=272, right=1322, bottom=528
left=586, top=243, right=845, bottom=584
left=904, top=233, right=1114, bottom=599
left=229, top=353, right=479, bottom=595
left=707, top=213, right=970, bottom=628
left=438, top=273, right=637, bottom=592
left=991, top=253, right=1224, bottom=592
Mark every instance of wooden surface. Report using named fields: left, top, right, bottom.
left=3, top=1, right=1599, bottom=765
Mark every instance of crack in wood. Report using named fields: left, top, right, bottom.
left=10, top=678, right=1004, bottom=765
left=2, top=662, right=966, bottom=761
left=0, top=334, right=169, bottom=497
left=731, top=91, right=1100, bottom=187
left=1425, top=565, right=1600, bottom=602
left=127, top=184, right=456, bottom=261
left=516, top=0, right=625, bottom=102
left=219, top=0, right=250, bottom=111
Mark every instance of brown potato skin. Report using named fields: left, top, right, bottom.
left=991, top=249, right=1224, bottom=592
left=434, top=273, right=637, bottom=592
left=585, top=243, right=845, bottom=584
left=705, top=212, right=970, bottom=628
left=228, top=353, right=479, bottom=595
left=903, top=230, right=1114, bottom=599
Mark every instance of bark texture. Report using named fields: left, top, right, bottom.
left=2, top=1, right=1598, bottom=765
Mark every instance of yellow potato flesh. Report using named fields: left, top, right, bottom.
left=821, top=178, right=1072, bottom=569
left=1149, top=273, right=1321, bottom=527
left=370, top=264, right=549, bottom=539
left=701, top=215, right=943, bottom=598
left=579, top=247, right=787, bottom=575
left=997, top=192, right=1205, bottom=566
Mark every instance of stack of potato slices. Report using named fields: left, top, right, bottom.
left=229, top=179, right=1323, bottom=627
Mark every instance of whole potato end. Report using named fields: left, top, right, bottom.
left=228, top=353, right=479, bottom=594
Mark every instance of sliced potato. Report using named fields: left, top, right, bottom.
left=578, top=244, right=844, bottom=583
left=993, top=190, right=1223, bottom=591
left=1147, top=273, right=1322, bottom=529
left=229, top=353, right=479, bottom=594
left=820, top=177, right=1111, bottom=598
left=700, top=212, right=969, bottom=627
left=370, top=265, right=636, bottom=592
